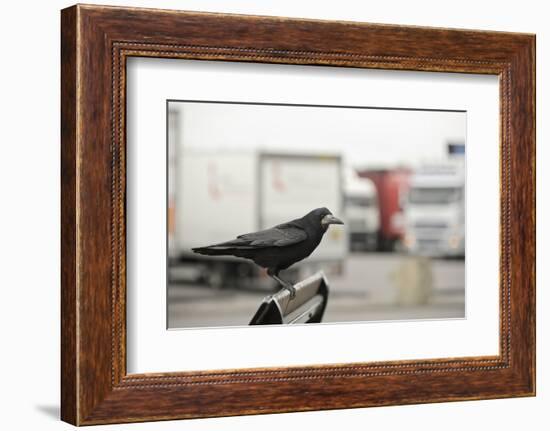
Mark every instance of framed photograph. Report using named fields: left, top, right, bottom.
left=61, top=4, right=535, bottom=425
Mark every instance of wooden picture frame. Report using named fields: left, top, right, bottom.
left=61, top=4, right=535, bottom=425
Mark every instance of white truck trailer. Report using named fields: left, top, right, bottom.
left=168, top=150, right=346, bottom=288
left=402, top=163, right=465, bottom=258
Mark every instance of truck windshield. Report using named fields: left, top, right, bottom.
left=346, top=195, right=376, bottom=207
left=408, top=187, right=462, bottom=204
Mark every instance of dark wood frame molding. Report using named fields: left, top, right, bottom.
left=61, top=4, right=535, bottom=425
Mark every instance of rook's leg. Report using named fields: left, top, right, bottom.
left=267, top=269, right=296, bottom=299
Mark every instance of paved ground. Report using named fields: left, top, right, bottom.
left=168, top=252, right=465, bottom=329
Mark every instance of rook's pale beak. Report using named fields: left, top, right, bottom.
left=321, top=214, right=344, bottom=227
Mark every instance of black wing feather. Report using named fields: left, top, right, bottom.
left=236, top=222, right=307, bottom=247
left=192, top=222, right=307, bottom=255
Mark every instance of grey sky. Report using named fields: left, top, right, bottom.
left=169, top=101, right=465, bottom=168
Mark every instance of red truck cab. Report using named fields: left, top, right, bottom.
left=358, top=168, right=411, bottom=251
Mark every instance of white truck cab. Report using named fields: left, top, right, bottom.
left=403, top=163, right=465, bottom=257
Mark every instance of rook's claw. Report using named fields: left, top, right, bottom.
left=284, top=285, right=297, bottom=299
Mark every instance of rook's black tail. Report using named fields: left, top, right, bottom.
left=192, top=238, right=255, bottom=257
left=191, top=246, right=231, bottom=256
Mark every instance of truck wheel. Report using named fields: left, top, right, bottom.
left=366, top=234, right=378, bottom=251
left=376, top=233, right=385, bottom=252
left=206, top=262, right=227, bottom=289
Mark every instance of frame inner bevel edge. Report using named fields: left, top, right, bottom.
left=110, top=41, right=513, bottom=387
